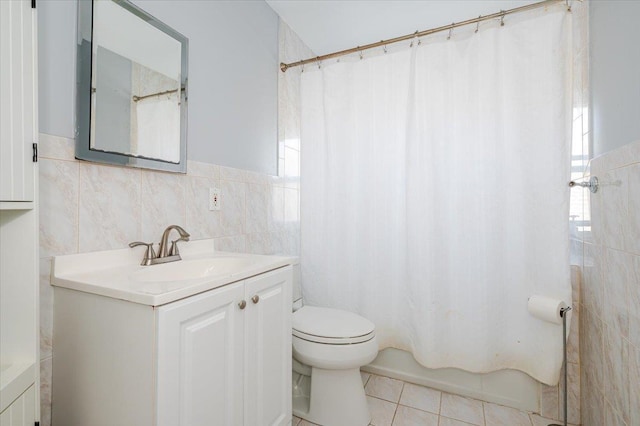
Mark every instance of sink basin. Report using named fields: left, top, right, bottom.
left=131, top=256, right=254, bottom=282
left=52, top=239, right=296, bottom=305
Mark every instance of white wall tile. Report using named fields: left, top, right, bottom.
left=78, top=163, right=142, bottom=252
left=187, top=160, right=220, bottom=179
left=603, top=323, right=629, bottom=423
left=582, top=307, right=604, bottom=391
left=40, top=357, right=52, bottom=426
left=628, top=343, right=640, bottom=426
left=39, top=158, right=78, bottom=257
left=583, top=242, right=604, bottom=314
left=39, top=258, right=53, bottom=360
left=268, top=185, right=285, bottom=232
left=540, top=383, right=559, bottom=420
left=559, top=362, right=581, bottom=425
left=140, top=171, right=186, bottom=243
left=629, top=256, right=640, bottom=349
left=213, top=235, right=246, bottom=253
left=602, top=248, right=632, bottom=339
left=601, top=167, right=628, bottom=251
left=246, top=183, right=269, bottom=234
left=220, top=179, right=246, bottom=236
left=220, top=165, right=246, bottom=182
left=625, top=164, right=640, bottom=255
left=185, top=175, right=221, bottom=239
left=39, top=133, right=75, bottom=161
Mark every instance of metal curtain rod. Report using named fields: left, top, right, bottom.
left=132, top=88, right=182, bottom=103
left=280, top=0, right=573, bottom=72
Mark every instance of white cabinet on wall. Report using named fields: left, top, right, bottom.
left=53, top=265, right=293, bottom=426
left=0, top=0, right=39, bottom=424
left=0, top=0, right=37, bottom=206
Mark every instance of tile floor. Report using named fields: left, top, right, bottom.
left=292, top=372, right=579, bottom=426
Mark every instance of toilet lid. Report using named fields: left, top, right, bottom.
left=292, top=306, right=375, bottom=344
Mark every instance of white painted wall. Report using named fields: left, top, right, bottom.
left=38, top=0, right=279, bottom=175
left=590, top=0, right=640, bottom=157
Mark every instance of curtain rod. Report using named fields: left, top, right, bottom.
left=280, top=0, right=573, bottom=72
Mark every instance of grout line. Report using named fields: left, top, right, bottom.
left=390, top=397, right=400, bottom=426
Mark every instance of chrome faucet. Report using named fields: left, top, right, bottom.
left=129, top=225, right=190, bottom=266
left=158, top=225, right=190, bottom=259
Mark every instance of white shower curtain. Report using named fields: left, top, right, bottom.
left=300, top=6, right=572, bottom=385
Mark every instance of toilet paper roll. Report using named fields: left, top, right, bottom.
left=527, top=295, right=568, bottom=325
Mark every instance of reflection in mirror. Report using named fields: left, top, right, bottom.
left=77, top=0, right=188, bottom=173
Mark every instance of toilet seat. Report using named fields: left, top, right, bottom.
left=292, top=306, right=375, bottom=345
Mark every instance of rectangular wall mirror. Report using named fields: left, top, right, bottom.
left=76, top=0, right=189, bottom=173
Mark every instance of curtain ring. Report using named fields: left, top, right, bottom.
left=301, top=62, right=305, bottom=73
left=317, top=60, right=321, bottom=69
left=500, top=11, right=505, bottom=27
left=410, top=30, right=418, bottom=47
left=475, top=16, right=481, bottom=33
left=359, top=49, right=363, bottom=60
left=566, top=0, right=572, bottom=11
left=383, top=44, right=387, bottom=54
left=447, top=23, right=454, bottom=40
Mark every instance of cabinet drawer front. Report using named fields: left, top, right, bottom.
left=244, top=267, right=292, bottom=426
left=156, top=281, right=245, bottom=426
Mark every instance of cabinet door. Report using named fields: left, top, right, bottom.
left=156, top=282, right=245, bottom=426
left=0, top=0, right=35, bottom=202
left=0, top=384, right=35, bottom=426
left=244, top=267, right=292, bottom=426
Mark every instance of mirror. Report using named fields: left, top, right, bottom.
left=76, top=0, right=188, bottom=173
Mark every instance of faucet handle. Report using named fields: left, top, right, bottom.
left=168, top=235, right=189, bottom=257
left=129, top=241, right=157, bottom=266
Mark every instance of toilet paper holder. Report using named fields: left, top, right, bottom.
left=548, top=305, right=572, bottom=426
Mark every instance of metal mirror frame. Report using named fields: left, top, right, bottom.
left=76, top=0, right=189, bottom=173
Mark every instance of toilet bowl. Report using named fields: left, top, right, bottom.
left=291, top=305, right=378, bottom=426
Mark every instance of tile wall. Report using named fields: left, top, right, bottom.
left=579, top=140, right=640, bottom=426
left=37, top=20, right=312, bottom=426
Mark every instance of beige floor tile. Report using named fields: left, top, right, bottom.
left=483, top=402, right=532, bottom=426
left=292, top=415, right=302, bottom=425
left=367, top=396, right=398, bottom=426
left=440, top=393, right=484, bottom=425
left=365, top=374, right=405, bottom=403
left=391, top=405, right=438, bottom=426
left=399, top=382, right=441, bottom=414
left=298, top=420, right=319, bottom=426
left=438, top=417, right=478, bottom=426
left=361, top=371, right=372, bottom=386
left=529, top=413, right=579, bottom=426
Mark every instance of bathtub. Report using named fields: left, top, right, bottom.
left=362, top=347, right=540, bottom=412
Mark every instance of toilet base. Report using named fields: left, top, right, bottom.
left=294, top=367, right=370, bottom=426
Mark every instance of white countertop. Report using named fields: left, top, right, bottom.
left=52, top=239, right=297, bottom=306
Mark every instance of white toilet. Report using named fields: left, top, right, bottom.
left=291, top=265, right=378, bottom=426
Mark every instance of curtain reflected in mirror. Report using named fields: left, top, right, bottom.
left=92, top=47, right=181, bottom=163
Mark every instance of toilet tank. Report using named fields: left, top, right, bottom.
left=292, top=263, right=303, bottom=311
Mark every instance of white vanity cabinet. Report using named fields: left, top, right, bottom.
left=53, top=264, right=292, bottom=426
